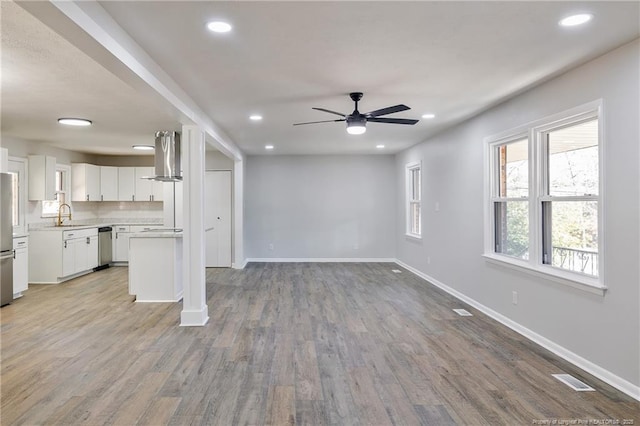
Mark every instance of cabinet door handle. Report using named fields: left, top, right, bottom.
left=132, top=195, right=135, bottom=201
left=86, top=194, right=89, bottom=201
left=101, top=195, right=104, bottom=201
left=64, top=241, right=67, bottom=249
left=13, top=249, right=16, bottom=259
left=86, top=237, right=90, bottom=244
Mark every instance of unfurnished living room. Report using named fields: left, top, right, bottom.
left=0, top=1, right=639, bottom=425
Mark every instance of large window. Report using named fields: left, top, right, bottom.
left=406, top=161, right=421, bottom=238
left=8, top=158, right=26, bottom=234
left=485, top=102, right=602, bottom=290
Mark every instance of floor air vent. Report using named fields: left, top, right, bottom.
left=552, top=374, right=595, bottom=391
left=391, top=269, right=402, bottom=274
left=453, top=308, right=473, bottom=316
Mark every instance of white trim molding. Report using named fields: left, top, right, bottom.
left=395, top=259, right=640, bottom=401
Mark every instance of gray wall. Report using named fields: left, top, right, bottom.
left=395, top=40, right=639, bottom=387
left=245, top=155, right=395, bottom=259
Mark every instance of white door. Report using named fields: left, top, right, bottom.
left=204, top=171, right=232, bottom=267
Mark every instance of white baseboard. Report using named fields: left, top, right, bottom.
left=245, top=257, right=396, bottom=263
left=180, top=307, right=209, bottom=327
left=394, top=259, right=640, bottom=402
left=233, top=258, right=248, bottom=269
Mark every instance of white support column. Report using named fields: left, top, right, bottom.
left=180, top=125, right=209, bottom=326
left=233, top=158, right=245, bottom=269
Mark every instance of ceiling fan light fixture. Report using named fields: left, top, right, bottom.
left=346, top=116, right=367, bottom=135
left=58, top=117, right=92, bottom=126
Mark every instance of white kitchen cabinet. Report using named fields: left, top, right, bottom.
left=100, top=166, right=118, bottom=201
left=62, top=229, right=98, bottom=276
left=152, top=180, right=164, bottom=202
left=113, top=225, right=130, bottom=262
left=28, top=155, right=56, bottom=200
left=72, top=163, right=101, bottom=201
left=30, top=227, right=98, bottom=283
left=12, top=237, right=28, bottom=297
left=135, top=167, right=154, bottom=201
left=117, top=167, right=135, bottom=201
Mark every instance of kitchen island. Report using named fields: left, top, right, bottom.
left=128, top=229, right=183, bottom=302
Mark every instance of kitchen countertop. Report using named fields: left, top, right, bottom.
left=29, top=218, right=163, bottom=232
left=130, top=229, right=183, bottom=238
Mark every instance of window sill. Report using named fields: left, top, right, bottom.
left=405, top=233, right=422, bottom=242
left=482, top=253, right=606, bottom=296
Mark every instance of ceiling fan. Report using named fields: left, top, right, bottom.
left=293, top=92, right=419, bottom=135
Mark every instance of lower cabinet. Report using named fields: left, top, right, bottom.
left=62, top=234, right=98, bottom=277
left=13, top=237, right=28, bottom=296
left=29, top=227, right=98, bottom=284
left=113, top=225, right=155, bottom=263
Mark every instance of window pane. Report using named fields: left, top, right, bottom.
left=411, top=168, right=420, bottom=200
left=548, top=119, right=598, bottom=196
left=546, top=200, right=598, bottom=276
left=410, top=201, right=420, bottom=235
left=498, top=139, right=528, bottom=198
left=494, top=201, right=529, bottom=259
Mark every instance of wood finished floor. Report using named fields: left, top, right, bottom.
left=1, top=263, right=637, bottom=425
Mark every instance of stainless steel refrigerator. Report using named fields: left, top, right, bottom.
left=1, top=173, right=14, bottom=306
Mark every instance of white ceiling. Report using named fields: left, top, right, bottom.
left=2, top=1, right=639, bottom=156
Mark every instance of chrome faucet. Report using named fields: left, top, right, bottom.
left=57, top=203, right=72, bottom=226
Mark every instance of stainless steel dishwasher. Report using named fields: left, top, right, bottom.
left=96, top=226, right=112, bottom=271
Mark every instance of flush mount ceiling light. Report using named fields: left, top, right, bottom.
left=421, top=113, right=436, bottom=119
left=207, top=21, right=232, bottom=33
left=559, top=14, right=593, bottom=27
left=250, top=115, right=263, bottom=121
left=265, top=145, right=274, bottom=150
left=58, top=118, right=92, bottom=126
left=132, top=145, right=154, bottom=151
left=376, top=145, right=385, bottom=149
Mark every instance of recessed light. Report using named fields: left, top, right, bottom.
left=421, top=113, right=435, bottom=119
left=265, top=145, right=274, bottom=150
left=559, top=14, right=593, bottom=27
left=132, top=145, right=154, bottom=151
left=376, top=145, right=385, bottom=149
left=250, top=115, right=263, bottom=121
left=58, top=118, right=92, bottom=126
left=207, top=21, right=232, bottom=33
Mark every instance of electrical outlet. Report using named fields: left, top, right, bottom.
left=268, top=243, right=274, bottom=251
left=435, top=201, right=440, bottom=212
left=512, top=291, right=518, bottom=305
left=427, top=256, right=431, bottom=265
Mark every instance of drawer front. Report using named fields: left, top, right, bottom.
left=13, top=237, right=28, bottom=249
left=63, top=228, right=98, bottom=240
left=114, top=226, right=130, bottom=232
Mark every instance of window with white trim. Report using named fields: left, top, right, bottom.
left=8, top=158, right=26, bottom=235
left=42, top=165, right=70, bottom=217
left=406, top=161, right=421, bottom=238
left=485, top=101, right=602, bottom=289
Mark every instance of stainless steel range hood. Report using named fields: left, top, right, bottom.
left=150, top=131, right=182, bottom=181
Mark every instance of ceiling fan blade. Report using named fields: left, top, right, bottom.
left=365, top=104, right=410, bottom=117
left=368, top=117, right=419, bottom=125
left=312, top=107, right=347, bottom=117
left=293, top=119, right=346, bottom=126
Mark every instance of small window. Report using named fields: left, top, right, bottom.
left=42, top=167, right=69, bottom=217
left=8, top=158, right=26, bottom=234
left=406, top=162, right=421, bottom=238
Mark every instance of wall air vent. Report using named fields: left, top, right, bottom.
left=453, top=309, right=473, bottom=316
left=552, top=374, right=595, bottom=391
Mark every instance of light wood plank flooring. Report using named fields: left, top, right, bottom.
left=1, top=263, right=637, bottom=425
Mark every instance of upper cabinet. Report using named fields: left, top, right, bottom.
left=70, top=164, right=162, bottom=202
left=100, top=166, right=118, bottom=201
left=71, top=163, right=100, bottom=201
left=28, top=155, right=56, bottom=200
